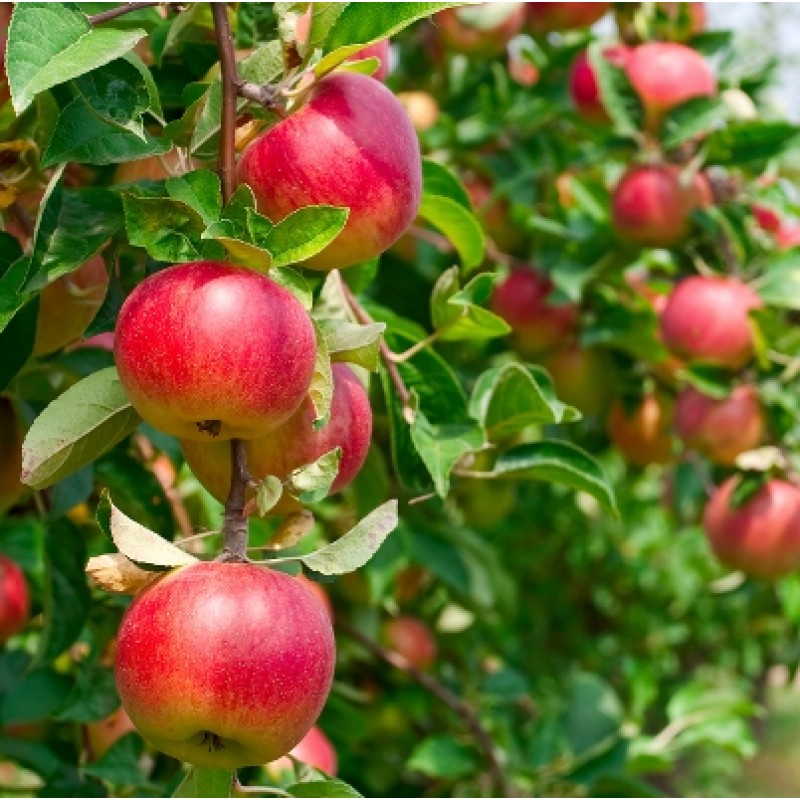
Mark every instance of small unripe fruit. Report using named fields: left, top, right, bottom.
left=612, top=164, right=712, bottom=248
left=569, top=46, right=632, bottom=124
left=396, top=91, right=439, bottom=132
left=383, top=616, right=437, bottom=670
left=434, top=3, right=526, bottom=58
left=238, top=72, right=422, bottom=270
left=115, top=563, right=335, bottom=769
left=660, top=276, right=762, bottom=369
left=674, top=385, right=764, bottom=466
left=526, top=2, right=609, bottom=33
left=608, top=392, right=674, bottom=466
left=0, top=556, right=28, bottom=645
left=704, top=477, right=800, bottom=580
left=115, top=261, right=316, bottom=442
left=0, top=397, right=23, bottom=514
left=544, top=344, right=615, bottom=417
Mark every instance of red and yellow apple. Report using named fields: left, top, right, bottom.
left=608, top=392, right=674, bottom=466
left=0, top=556, right=28, bottom=645
left=383, top=616, right=437, bottom=670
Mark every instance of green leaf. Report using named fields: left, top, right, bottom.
left=316, top=318, right=385, bottom=371
left=256, top=476, right=284, bottom=517
left=173, top=768, right=234, bottom=798
left=661, top=96, right=728, bottom=150
left=410, top=405, right=483, bottom=497
left=310, top=323, right=334, bottom=427
left=0, top=295, right=37, bottom=390
left=288, top=448, right=342, bottom=505
left=418, top=195, right=485, bottom=273
left=755, top=250, right=800, bottom=309
left=21, top=367, right=142, bottom=490
left=563, top=673, right=623, bottom=756
left=468, top=363, right=580, bottom=441
left=271, top=267, right=313, bottom=310
left=492, top=440, right=618, bottom=516
left=84, top=733, right=147, bottom=787
left=286, top=780, right=363, bottom=798
left=55, top=666, right=118, bottom=724
left=408, top=735, right=477, bottom=780
left=706, top=121, right=800, bottom=166
left=260, top=206, right=349, bottom=268
left=422, top=159, right=471, bottom=209
left=165, top=170, right=223, bottom=226
left=0, top=667, right=72, bottom=725
left=7, top=2, right=146, bottom=114
left=292, top=499, right=398, bottom=575
left=588, top=42, right=642, bottom=136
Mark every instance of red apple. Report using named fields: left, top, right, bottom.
left=115, top=562, right=335, bottom=769
left=465, top=175, right=523, bottom=252
left=674, top=385, right=764, bottom=466
left=527, top=2, right=609, bottom=33
left=659, top=276, right=762, bottom=369
left=626, top=42, right=716, bottom=131
left=296, top=575, right=333, bottom=623
left=569, top=46, right=632, bottom=124
left=181, top=362, right=372, bottom=512
left=0, top=397, right=23, bottom=514
left=352, top=39, right=391, bottom=82
left=434, top=3, right=526, bottom=58
left=74, top=331, right=115, bottom=351
left=703, top=477, right=800, bottom=580
left=267, top=725, right=338, bottom=778
left=544, top=344, right=615, bottom=417
left=238, top=72, right=421, bottom=270
left=383, top=616, right=437, bottom=670
left=777, top=224, right=800, bottom=251
left=753, top=203, right=782, bottom=234
left=114, top=261, right=316, bottom=442
left=86, top=707, right=136, bottom=760
left=608, top=392, right=674, bottom=466
left=612, top=164, right=712, bottom=248
left=0, top=556, right=28, bottom=645
left=491, top=268, right=578, bottom=356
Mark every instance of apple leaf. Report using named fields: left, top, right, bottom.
left=85, top=553, right=159, bottom=595
left=0, top=295, right=37, bottom=391
left=256, top=476, right=284, bottom=517
left=7, top=3, right=146, bottom=114
left=422, top=160, right=471, bottom=210
left=468, top=363, right=581, bottom=442
left=316, top=318, right=385, bottom=371
left=587, top=41, right=643, bottom=137
left=661, top=96, right=728, bottom=151
left=98, top=492, right=198, bottom=569
left=165, top=170, right=223, bottom=226
left=286, top=780, right=363, bottom=798
left=754, top=250, right=800, bottom=309
left=705, top=121, right=800, bottom=166
left=288, top=448, right=342, bottom=505
left=83, top=733, right=148, bottom=787
left=418, top=195, right=485, bottom=274
left=490, top=440, right=618, bottom=517
left=202, top=220, right=273, bottom=272
left=271, top=267, right=313, bottom=311
left=268, top=510, right=315, bottom=551
left=259, top=206, right=349, bottom=268
left=309, top=323, right=334, bottom=427
left=21, top=368, right=142, bottom=490
left=173, top=767, right=234, bottom=798
left=290, top=499, right=398, bottom=576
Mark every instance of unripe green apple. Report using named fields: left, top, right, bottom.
left=181, top=363, right=372, bottom=513
left=238, top=72, right=422, bottom=270
left=0, top=556, right=28, bottom=645
left=608, top=392, right=674, bottom=466
left=382, top=616, right=437, bottom=670
left=115, top=563, right=335, bottom=769
left=114, top=261, right=316, bottom=442
left=0, top=397, right=23, bottom=514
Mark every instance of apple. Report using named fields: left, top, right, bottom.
left=465, top=175, right=523, bottom=252
left=674, top=385, right=764, bottom=466
left=267, top=725, right=338, bottom=778
left=490, top=268, right=578, bottom=356
left=114, top=260, right=316, bottom=442
left=296, top=575, right=334, bottom=623
left=526, top=2, right=609, bottom=33
left=74, top=331, right=115, bottom=351
left=703, top=477, right=800, bottom=580
left=753, top=203, right=782, bottom=234
left=777, top=224, right=800, bottom=251
left=383, top=616, right=437, bottom=670
left=396, top=91, right=439, bottom=132
left=434, top=3, right=526, bottom=58
left=543, top=344, right=615, bottom=417
left=608, top=392, right=674, bottom=466
left=352, top=39, right=391, bottom=82
left=238, top=72, right=421, bottom=271
left=33, top=255, right=110, bottom=356
left=569, top=46, right=632, bottom=124
left=626, top=42, right=717, bottom=131
left=659, top=276, right=762, bottom=369
left=612, top=164, right=712, bottom=248
left=0, top=397, right=23, bottom=514
left=0, top=556, right=28, bottom=645
left=115, top=562, right=335, bottom=769
left=86, top=706, right=136, bottom=760
left=181, top=362, right=372, bottom=511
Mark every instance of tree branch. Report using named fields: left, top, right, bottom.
left=212, top=2, right=238, bottom=204
left=89, top=1, right=162, bottom=25
left=218, top=439, right=250, bottom=562
left=338, top=620, right=515, bottom=798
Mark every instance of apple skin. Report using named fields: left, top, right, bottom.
left=490, top=269, right=578, bottom=356
left=383, top=616, right=437, bottom=670
left=526, top=2, right=609, bottom=33
left=434, top=3, right=526, bottom=58
left=0, top=556, right=29, bottom=645
left=33, top=255, right=110, bottom=356
left=267, top=725, right=338, bottom=778
left=608, top=392, right=674, bottom=466
left=626, top=42, right=716, bottom=131
left=296, top=575, right=333, bottom=623
left=115, top=563, right=335, bottom=769
left=674, top=385, right=764, bottom=466
left=114, top=261, right=316, bottom=442
left=569, top=46, right=632, bottom=124
left=238, top=72, right=421, bottom=271
left=86, top=707, right=136, bottom=760
left=659, top=276, right=762, bottom=369
left=612, top=164, right=712, bottom=248
left=543, top=344, right=615, bottom=417
left=0, top=397, right=24, bottom=514
left=181, top=362, right=372, bottom=513
left=703, top=477, right=800, bottom=580
left=753, top=203, right=782, bottom=234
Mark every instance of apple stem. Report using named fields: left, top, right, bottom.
left=219, top=439, right=250, bottom=563
left=211, top=2, right=239, bottom=204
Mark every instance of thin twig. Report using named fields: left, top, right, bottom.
left=89, top=1, right=161, bottom=25
left=338, top=620, right=514, bottom=798
left=219, top=439, right=250, bottom=562
left=212, top=2, right=238, bottom=204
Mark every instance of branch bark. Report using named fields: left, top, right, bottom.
left=89, top=2, right=162, bottom=25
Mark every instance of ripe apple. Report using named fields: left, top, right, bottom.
left=86, top=706, right=136, bottom=760
left=238, top=72, right=422, bottom=270
left=608, top=392, right=674, bottom=466
left=526, top=2, right=609, bottom=33
left=0, top=556, right=29, bottom=645
left=114, top=260, right=316, bottom=442
left=703, top=477, right=800, bottom=580
left=490, top=268, right=578, bottom=356
left=753, top=203, right=782, bottom=234
left=181, top=362, right=372, bottom=512
left=396, top=91, right=439, bottom=132
left=569, top=46, right=632, bottom=124
left=612, top=164, right=712, bottom=248
left=674, top=385, right=764, bottom=466
left=74, top=331, right=115, bottom=351
left=352, top=39, right=391, bottom=82
left=115, top=562, right=335, bottom=769
left=383, top=616, right=437, bottom=670
left=543, top=344, right=615, bottom=417
left=0, top=397, right=23, bottom=514
left=267, top=725, right=338, bottom=778
left=33, top=255, right=110, bottom=355
left=465, top=175, right=523, bottom=252
left=659, top=276, right=762, bottom=369
left=626, top=42, right=716, bottom=131
left=296, top=575, right=333, bottom=622
left=434, top=3, right=526, bottom=58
